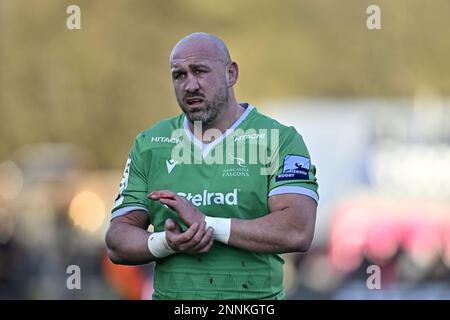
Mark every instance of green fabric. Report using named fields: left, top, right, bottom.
left=112, top=104, right=318, bottom=299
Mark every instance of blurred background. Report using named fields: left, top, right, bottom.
left=1, top=0, right=449, bottom=299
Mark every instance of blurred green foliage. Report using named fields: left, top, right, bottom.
left=1, top=0, right=449, bottom=168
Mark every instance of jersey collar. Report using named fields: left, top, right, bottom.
left=183, top=103, right=255, bottom=159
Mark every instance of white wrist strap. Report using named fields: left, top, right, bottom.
left=147, top=232, right=175, bottom=258
left=205, top=216, right=231, bottom=244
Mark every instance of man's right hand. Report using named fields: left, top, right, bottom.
left=165, top=219, right=214, bottom=254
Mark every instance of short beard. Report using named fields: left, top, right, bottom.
left=182, top=89, right=229, bottom=127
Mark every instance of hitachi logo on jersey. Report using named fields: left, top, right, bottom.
left=177, top=189, right=238, bottom=206
left=151, top=136, right=181, bottom=144
left=234, top=133, right=266, bottom=142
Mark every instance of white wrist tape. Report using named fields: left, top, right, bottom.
left=147, top=232, right=175, bottom=258
left=204, top=216, right=231, bottom=244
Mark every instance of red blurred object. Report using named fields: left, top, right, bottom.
left=329, top=200, right=450, bottom=272
left=102, top=253, right=147, bottom=299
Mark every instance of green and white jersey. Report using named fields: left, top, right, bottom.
left=111, top=104, right=318, bottom=300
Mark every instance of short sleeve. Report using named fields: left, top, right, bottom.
left=111, top=137, right=149, bottom=219
left=268, top=127, right=319, bottom=204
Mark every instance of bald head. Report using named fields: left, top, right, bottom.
left=169, top=32, right=240, bottom=127
left=170, top=32, right=231, bottom=65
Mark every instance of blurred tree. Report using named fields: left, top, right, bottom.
left=1, top=0, right=449, bottom=168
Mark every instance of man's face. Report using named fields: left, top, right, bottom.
left=170, top=54, right=229, bottom=125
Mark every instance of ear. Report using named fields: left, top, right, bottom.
left=226, top=62, right=238, bottom=87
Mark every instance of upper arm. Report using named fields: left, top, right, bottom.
left=269, top=193, right=317, bottom=229
left=268, top=193, right=317, bottom=250
left=109, top=210, right=150, bottom=230
left=106, top=210, right=152, bottom=264
left=268, top=193, right=317, bottom=215
left=266, top=127, right=319, bottom=249
left=106, top=210, right=150, bottom=249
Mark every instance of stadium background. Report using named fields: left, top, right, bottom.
left=1, top=0, right=449, bottom=299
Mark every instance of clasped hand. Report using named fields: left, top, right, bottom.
left=148, top=190, right=214, bottom=254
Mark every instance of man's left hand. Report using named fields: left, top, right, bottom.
left=148, top=190, right=205, bottom=226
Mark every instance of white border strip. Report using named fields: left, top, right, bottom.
left=268, top=186, right=319, bottom=203
left=111, top=205, right=149, bottom=220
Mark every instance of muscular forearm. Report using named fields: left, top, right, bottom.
left=106, top=221, right=156, bottom=265
left=228, top=209, right=315, bottom=254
